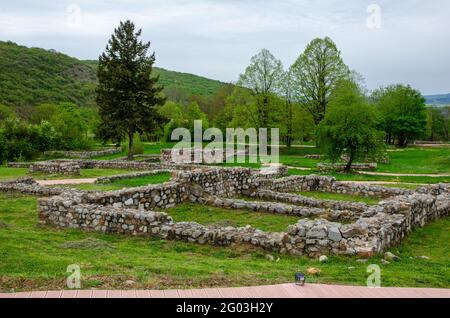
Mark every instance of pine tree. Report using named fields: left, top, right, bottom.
left=97, top=20, right=166, bottom=159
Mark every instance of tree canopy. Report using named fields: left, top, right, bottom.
left=317, top=80, right=384, bottom=171
left=291, top=37, right=350, bottom=125
left=372, top=84, right=427, bottom=146
left=238, top=49, right=284, bottom=128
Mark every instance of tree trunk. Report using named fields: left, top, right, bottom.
left=127, top=131, right=134, bottom=161
left=286, top=101, right=293, bottom=148
left=344, top=152, right=354, bottom=173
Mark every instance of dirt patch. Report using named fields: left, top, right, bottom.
left=59, top=238, right=115, bottom=250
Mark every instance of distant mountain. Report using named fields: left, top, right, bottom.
left=424, top=93, right=450, bottom=106
left=0, top=41, right=227, bottom=108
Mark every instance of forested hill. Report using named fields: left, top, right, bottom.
left=0, top=41, right=227, bottom=108
left=424, top=93, right=450, bottom=106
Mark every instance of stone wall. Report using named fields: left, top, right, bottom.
left=175, top=168, right=255, bottom=197
left=317, top=163, right=377, bottom=172
left=0, top=177, right=65, bottom=196
left=261, top=175, right=410, bottom=198
left=160, top=148, right=250, bottom=164
left=43, top=148, right=121, bottom=159
left=1, top=167, right=448, bottom=258
left=29, top=160, right=81, bottom=175
left=83, top=182, right=188, bottom=210
left=7, top=162, right=32, bottom=168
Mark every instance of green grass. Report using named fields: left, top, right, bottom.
left=0, top=193, right=448, bottom=291
left=287, top=168, right=450, bottom=184
left=378, top=148, right=450, bottom=174
left=64, top=173, right=172, bottom=191
left=0, top=167, right=28, bottom=181
left=167, top=203, right=300, bottom=232
left=298, top=192, right=379, bottom=205
left=0, top=167, right=138, bottom=181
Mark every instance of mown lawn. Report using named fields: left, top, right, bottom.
left=167, top=203, right=300, bottom=232
left=0, top=193, right=448, bottom=291
left=287, top=168, right=450, bottom=184
left=378, top=147, right=450, bottom=174
left=0, top=167, right=138, bottom=181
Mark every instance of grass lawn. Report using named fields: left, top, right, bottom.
left=167, top=203, right=300, bottom=232
left=298, top=192, right=379, bottom=205
left=287, top=168, right=450, bottom=184
left=378, top=148, right=450, bottom=174
left=63, top=173, right=172, bottom=191
left=0, top=193, right=448, bottom=291
left=0, top=167, right=138, bottom=181
left=0, top=167, right=28, bottom=181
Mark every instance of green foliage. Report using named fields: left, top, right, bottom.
left=238, top=49, right=284, bottom=128
left=29, top=103, right=58, bottom=125
left=372, top=84, right=427, bottom=146
left=291, top=37, right=350, bottom=125
left=97, top=20, right=167, bottom=159
left=160, top=101, right=209, bottom=141
left=121, top=133, right=144, bottom=155
left=0, top=104, right=15, bottom=124
left=426, top=106, right=447, bottom=141
left=0, top=41, right=97, bottom=108
left=0, top=119, right=55, bottom=162
left=0, top=41, right=227, bottom=110
left=50, top=103, right=91, bottom=150
left=317, top=80, right=385, bottom=171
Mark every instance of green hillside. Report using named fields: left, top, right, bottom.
left=0, top=41, right=226, bottom=108
left=425, top=93, right=450, bottom=106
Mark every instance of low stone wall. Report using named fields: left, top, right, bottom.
left=83, top=182, right=188, bottom=210
left=39, top=193, right=173, bottom=234
left=0, top=177, right=65, bottom=196
left=262, top=175, right=410, bottom=198
left=7, top=162, right=32, bottom=168
left=43, top=148, right=121, bottom=159
left=317, top=163, right=377, bottom=172
left=112, top=154, right=160, bottom=162
left=160, top=148, right=250, bottom=164
left=203, top=196, right=327, bottom=218
left=254, top=190, right=369, bottom=213
left=175, top=168, right=255, bottom=198
left=29, top=160, right=81, bottom=175
left=2, top=167, right=448, bottom=258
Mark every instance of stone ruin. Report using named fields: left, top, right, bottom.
left=1, top=164, right=448, bottom=259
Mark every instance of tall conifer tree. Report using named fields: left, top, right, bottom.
left=97, top=20, right=166, bottom=159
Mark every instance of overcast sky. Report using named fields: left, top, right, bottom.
left=1, top=0, right=449, bottom=95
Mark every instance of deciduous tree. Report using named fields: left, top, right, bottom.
left=291, top=37, right=349, bottom=125
left=317, top=80, right=384, bottom=172
left=238, top=49, right=283, bottom=128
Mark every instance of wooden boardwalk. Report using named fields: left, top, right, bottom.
left=1, top=283, right=449, bottom=298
